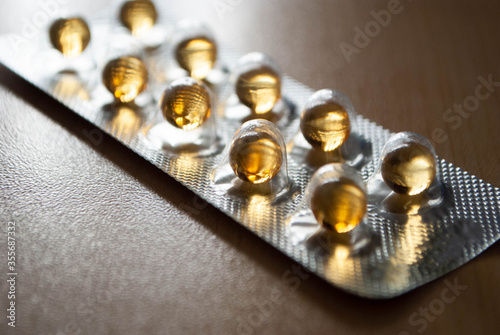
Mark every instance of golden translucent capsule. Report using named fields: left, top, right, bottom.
left=175, top=37, right=217, bottom=80
left=381, top=142, right=437, bottom=196
left=229, top=133, right=283, bottom=184
left=311, top=178, right=367, bottom=233
left=119, top=0, right=158, bottom=36
left=236, top=68, right=281, bottom=115
left=102, top=56, right=148, bottom=103
left=301, top=100, right=351, bottom=152
left=160, top=77, right=211, bottom=131
left=49, top=17, right=91, bottom=58
left=235, top=54, right=282, bottom=115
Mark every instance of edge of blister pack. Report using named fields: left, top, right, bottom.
left=0, top=5, right=499, bottom=299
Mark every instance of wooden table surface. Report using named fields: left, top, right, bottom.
left=1, top=1, right=499, bottom=334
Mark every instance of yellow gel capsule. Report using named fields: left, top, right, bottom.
left=49, top=18, right=91, bottom=58
left=381, top=142, right=437, bottom=196
left=119, top=0, right=158, bottom=36
left=301, top=101, right=350, bottom=152
left=102, top=56, right=148, bottom=103
left=311, top=178, right=367, bottom=233
left=160, top=78, right=211, bottom=131
left=236, top=66, right=281, bottom=115
left=229, top=133, right=283, bottom=184
left=175, top=37, right=217, bottom=80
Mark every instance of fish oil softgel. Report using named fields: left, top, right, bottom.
left=92, top=31, right=152, bottom=108
left=98, top=54, right=153, bottom=135
left=381, top=141, right=437, bottom=196
left=42, top=17, right=93, bottom=69
left=160, top=77, right=211, bottom=130
left=311, top=176, right=366, bottom=233
left=288, top=164, right=371, bottom=245
left=34, top=16, right=96, bottom=95
left=368, top=132, right=443, bottom=214
left=382, top=142, right=436, bottom=196
left=113, top=0, right=167, bottom=50
left=378, top=132, right=438, bottom=196
left=49, top=18, right=91, bottom=58
left=102, top=56, right=148, bottom=103
left=225, top=53, right=290, bottom=124
left=212, top=119, right=289, bottom=196
left=229, top=131, right=283, bottom=184
left=119, top=0, right=158, bottom=37
left=176, top=36, right=216, bottom=80
left=168, top=20, right=218, bottom=81
left=301, top=90, right=351, bottom=152
left=289, top=89, right=367, bottom=170
left=143, top=77, right=219, bottom=155
left=234, top=53, right=281, bottom=115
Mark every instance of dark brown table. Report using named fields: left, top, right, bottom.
left=1, top=1, right=499, bottom=334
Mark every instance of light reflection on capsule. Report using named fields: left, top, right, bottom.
left=229, top=132, right=283, bottom=184
left=234, top=53, right=282, bottom=115
left=311, top=177, right=367, bottom=233
left=381, top=142, right=436, bottom=196
left=49, top=17, right=91, bottom=58
left=301, top=96, right=350, bottom=152
left=102, top=56, right=148, bottom=103
left=160, top=77, right=211, bottom=131
left=175, top=37, right=217, bottom=80
left=119, top=0, right=158, bottom=36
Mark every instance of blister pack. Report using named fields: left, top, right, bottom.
left=1, top=1, right=498, bottom=299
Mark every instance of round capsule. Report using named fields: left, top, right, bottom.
left=49, top=17, right=91, bottom=58
left=160, top=77, right=211, bottom=131
left=381, top=141, right=437, bottom=196
left=175, top=36, right=217, bottom=80
left=234, top=53, right=282, bottom=115
left=102, top=56, right=148, bottom=103
left=229, top=131, right=283, bottom=184
left=311, top=177, right=367, bottom=233
left=301, top=90, right=351, bottom=152
left=119, top=0, right=158, bottom=36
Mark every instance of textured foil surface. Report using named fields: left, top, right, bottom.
left=0, top=11, right=499, bottom=299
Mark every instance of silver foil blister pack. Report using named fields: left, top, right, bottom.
left=0, top=5, right=499, bottom=299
